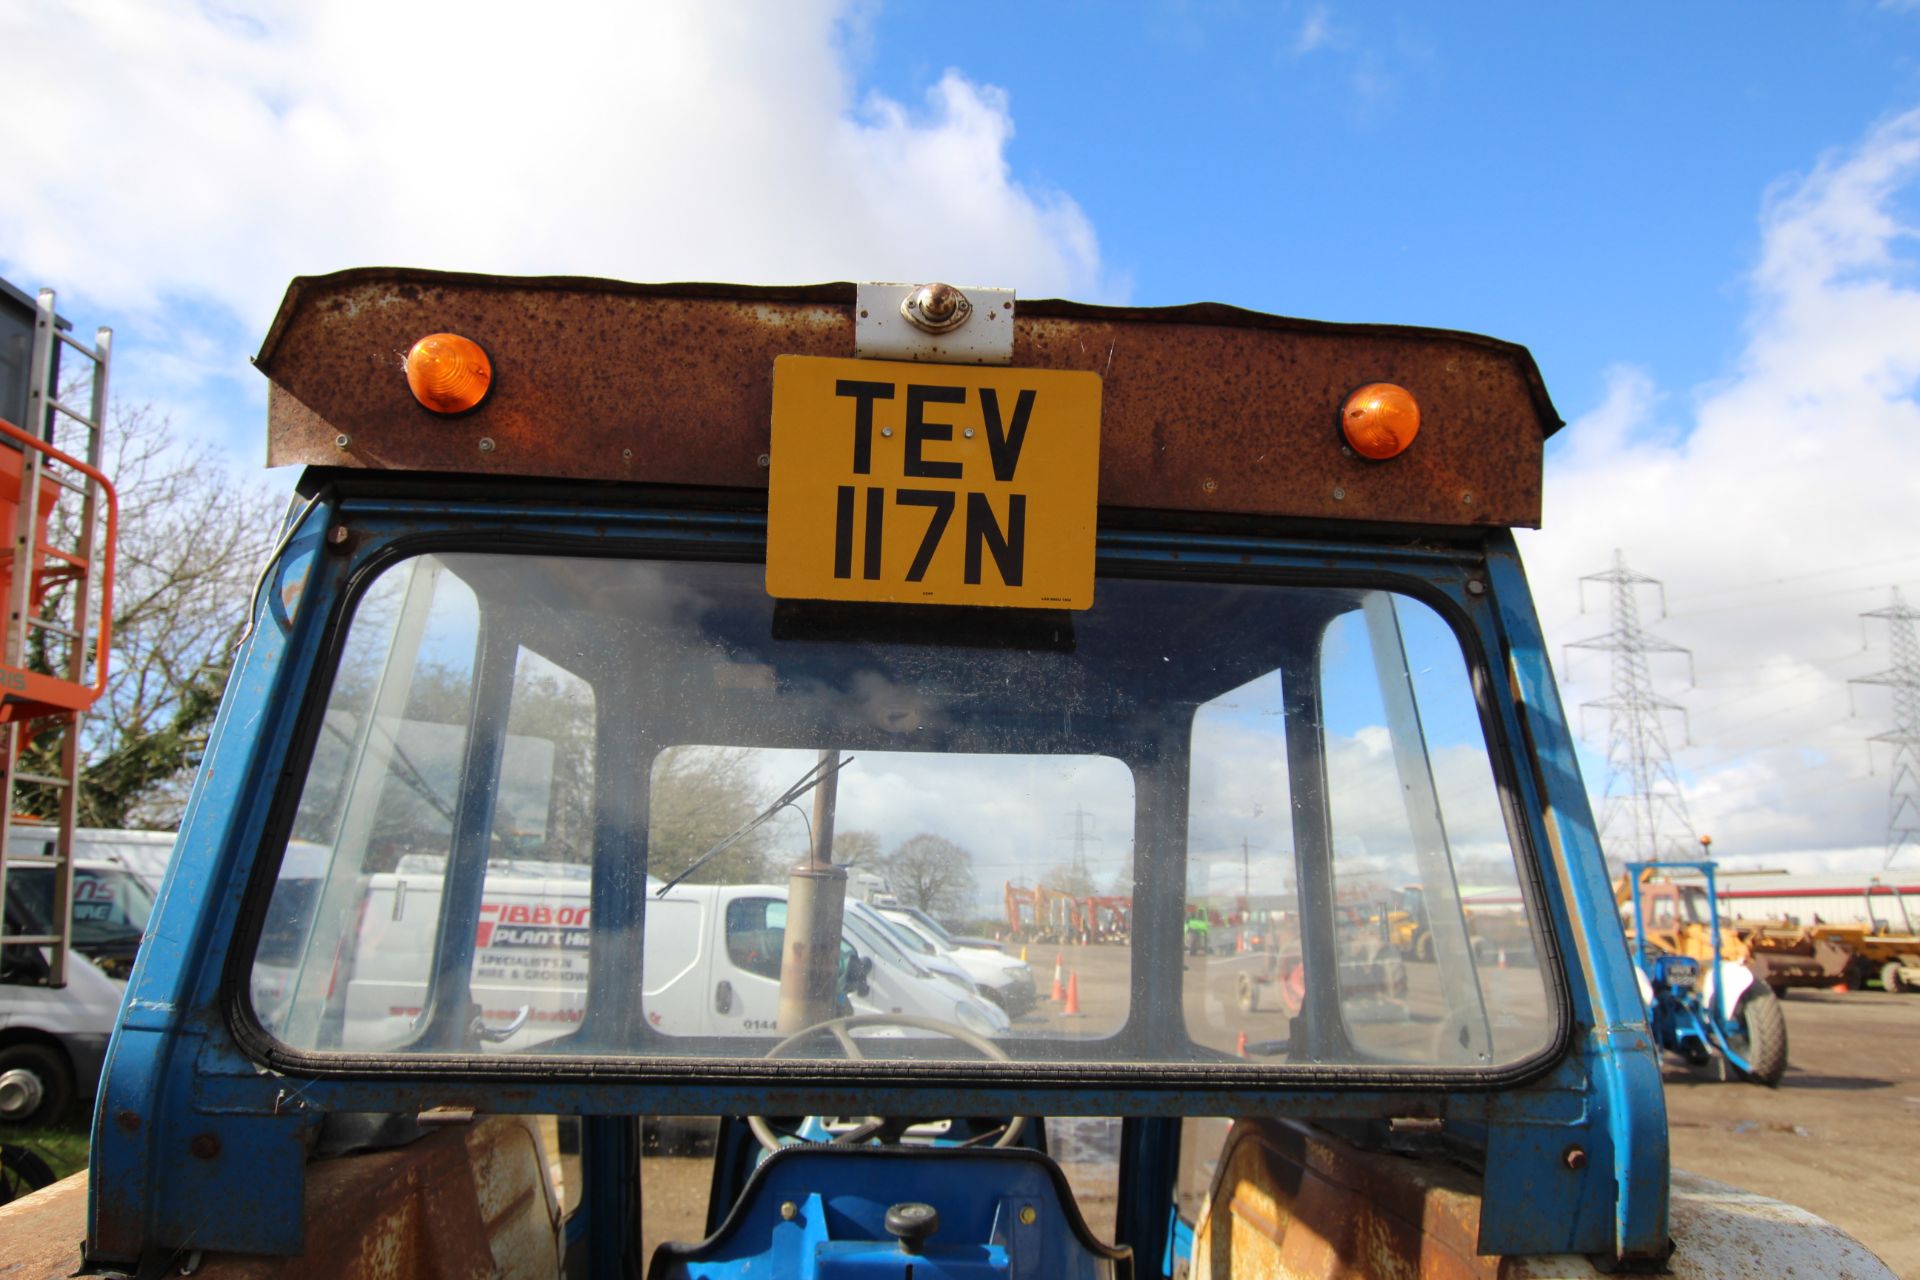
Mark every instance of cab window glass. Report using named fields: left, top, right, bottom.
left=249, top=554, right=1556, bottom=1076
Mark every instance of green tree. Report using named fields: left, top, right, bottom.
left=885, top=833, right=977, bottom=919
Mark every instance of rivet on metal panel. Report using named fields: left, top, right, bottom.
left=963, top=428, right=975, bottom=439
left=1461, top=490, right=1474, bottom=506
left=478, top=437, right=497, bottom=454
left=116, top=1109, right=141, bottom=1134
left=881, top=427, right=894, bottom=438
left=1202, top=478, right=1218, bottom=494
left=1332, top=486, right=1346, bottom=501
left=326, top=525, right=351, bottom=548
left=1563, top=1145, right=1588, bottom=1171
left=780, top=1201, right=798, bottom=1221
left=1018, top=1205, right=1038, bottom=1226
left=622, top=449, right=634, bottom=461
left=189, top=1133, right=221, bottom=1160
left=758, top=453, right=771, bottom=468
left=1466, top=579, right=1487, bottom=596
left=333, top=433, right=351, bottom=451
left=901, top=283, right=972, bottom=334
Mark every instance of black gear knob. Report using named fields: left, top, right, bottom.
left=884, top=1201, right=939, bottom=1254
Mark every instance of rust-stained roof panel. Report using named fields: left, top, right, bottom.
left=258, top=269, right=1562, bottom=528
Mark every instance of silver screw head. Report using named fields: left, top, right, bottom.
left=901, top=282, right=973, bottom=333
left=333, top=433, right=351, bottom=451
left=478, top=437, right=496, bottom=453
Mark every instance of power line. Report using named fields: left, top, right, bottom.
left=1663, top=551, right=1920, bottom=606
left=1851, top=587, right=1920, bottom=869
left=1566, top=550, right=1697, bottom=868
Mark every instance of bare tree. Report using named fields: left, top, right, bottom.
left=884, top=833, right=977, bottom=919
left=831, top=829, right=881, bottom=868
left=1041, top=863, right=1097, bottom=898
left=18, top=404, right=283, bottom=828
left=647, top=746, right=785, bottom=885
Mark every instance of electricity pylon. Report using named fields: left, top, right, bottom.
left=1566, top=550, right=1697, bottom=868
left=1850, top=587, right=1920, bottom=869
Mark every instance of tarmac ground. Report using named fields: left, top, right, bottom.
left=1660, top=987, right=1918, bottom=1278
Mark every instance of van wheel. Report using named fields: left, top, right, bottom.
left=1729, top=987, right=1789, bottom=1087
left=0, top=1044, right=73, bottom=1126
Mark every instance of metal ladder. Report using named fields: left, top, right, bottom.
left=0, top=288, right=113, bottom=989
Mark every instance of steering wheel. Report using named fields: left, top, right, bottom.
left=747, top=1013, right=1029, bottom=1153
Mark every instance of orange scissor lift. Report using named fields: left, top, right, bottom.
left=0, top=285, right=116, bottom=988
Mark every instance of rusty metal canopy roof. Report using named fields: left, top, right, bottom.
left=257, top=269, right=1562, bottom=529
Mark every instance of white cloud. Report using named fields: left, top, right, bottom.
left=0, top=0, right=1113, bottom=438
left=1520, top=106, right=1920, bottom=873
left=1292, top=4, right=1334, bottom=55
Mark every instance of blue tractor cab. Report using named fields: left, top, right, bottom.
left=0, top=273, right=1892, bottom=1279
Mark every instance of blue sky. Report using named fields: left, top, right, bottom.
left=5, top=0, right=1920, bottom=871
left=860, top=3, right=1920, bottom=413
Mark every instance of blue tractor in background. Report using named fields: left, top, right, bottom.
left=1626, top=859, right=1790, bottom=1086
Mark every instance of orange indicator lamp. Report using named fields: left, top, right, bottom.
left=1341, top=382, right=1420, bottom=460
left=405, top=333, right=492, bottom=414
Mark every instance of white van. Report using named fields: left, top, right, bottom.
left=877, top=905, right=1037, bottom=1015
left=2, top=858, right=152, bottom=1123
left=332, top=868, right=1007, bottom=1053
left=7, top=827, right=179, bottom=889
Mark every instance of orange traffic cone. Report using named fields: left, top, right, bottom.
left=1063, top=972, right=1082, bottom=1016
left=1236, top=1030, right=1248, bottom=1058
left=1050, top=954, right=1066, bottom=1002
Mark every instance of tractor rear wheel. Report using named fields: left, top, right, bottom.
left=1730, top=986, right=1789, bottom=1087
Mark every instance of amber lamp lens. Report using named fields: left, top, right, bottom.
left=1341, top=382, right=1420, bottom=460
left=405, top=333, right=492, bottom=414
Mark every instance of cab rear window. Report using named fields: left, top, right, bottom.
left=246, top=549, right=1557, bottom=1078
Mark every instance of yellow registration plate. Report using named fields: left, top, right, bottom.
left=765, top=355, right=1101, bottom=610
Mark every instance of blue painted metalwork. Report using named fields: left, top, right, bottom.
left=1114, top=1118, right=1180, bottom=1278
left=79, top=494, right=1670, bottom=1270
left=650, top=1146, right=1129, bottom=1279
left=1480, top=532, right=1670, bottom=1263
